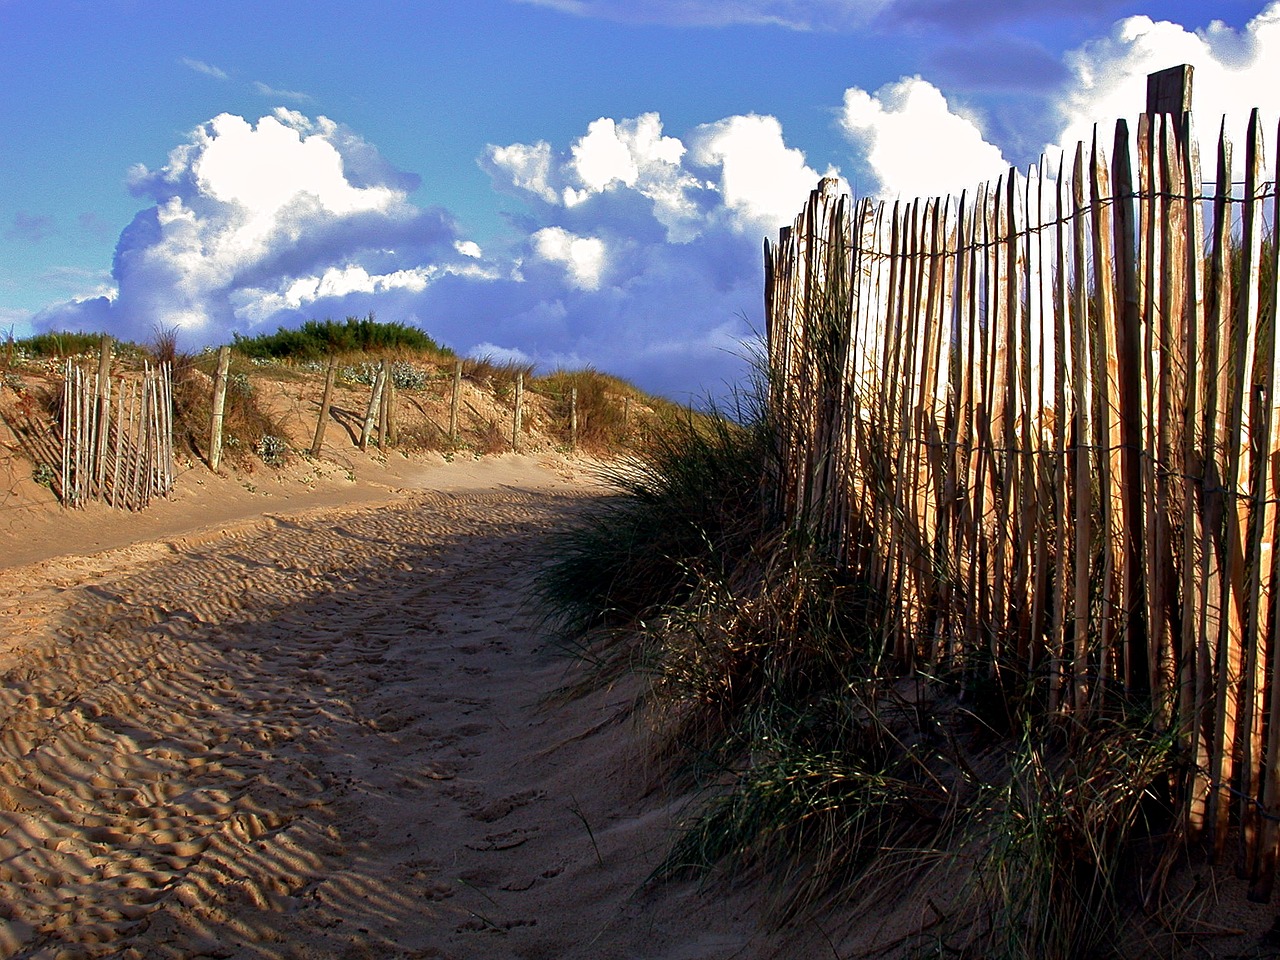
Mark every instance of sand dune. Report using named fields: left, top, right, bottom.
left=0, top=457, right=815, bottom=960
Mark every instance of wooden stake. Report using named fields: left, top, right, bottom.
left=209, top=345, right=231, bottom=471
left=570, top=386, right=578, bottom=449
left=309, top=354, right=337, bottom=457
left=360, top=360, right=387, bottom=452
left=94, top=336, right=112, bottom=496
left=378, top=367, right=391, bottom=452
left=450, top=359, right=462, bottom=442
left=512, top=372, right=524, bottom=452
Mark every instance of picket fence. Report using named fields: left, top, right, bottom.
left=60, top=359, right=175, bottom=510
left=764, top=109, right=1280, bottom=895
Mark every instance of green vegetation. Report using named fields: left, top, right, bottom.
left=231, top=314, right=453, bottom=361
left=535, top=365, right=1184, bottom=957
left=532, top=368, right=650, bottom=452
left=13, top=330, right=151, bottom=361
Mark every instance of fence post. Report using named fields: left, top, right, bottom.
left=386, top=376, right=397, bottom=447
left=360, top=360, right=387, bottom=451
left=449, top=359, right=462, bottom=441
left=209, top=346, right=231, bottom=471
left=570, top=386, right=578, bottom=449
left=1146, top=65, right=1193, bottom=122
left=310, top=354, right=338, bottom=457
left=61, top=360, right=71, bottom=505
left=512, top=372, right=523, bottom=452
left=94, top=336, right=112, bottom=496
left=378, top=370, right=391, bottom=452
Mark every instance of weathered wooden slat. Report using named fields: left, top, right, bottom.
left=1111, top=119, right=1147, bottom=697
left=1090, top=131, right=1122, bottom=701
left=1206, top=120, right=1241, bottom=861
left=1177, top=111, right=1210, bottom=837
left=1252, top=117, right=1280, bottom=902
left=1233, top=109, right=1268, bottom=884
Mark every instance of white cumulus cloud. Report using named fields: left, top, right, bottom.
left=1052, top=3, right=1280, bottom=168
left=487, top=141, right=560, bottom=204
left=838, top=77, right=1008, bottom=198
left=35, top=110, right=467, bottom=345
left=531, top=227, right=608, bottom=290
left=488, top=109, right=820, bottom=241
left=691, top=114, right=826, bottom=233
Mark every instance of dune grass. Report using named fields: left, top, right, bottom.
left=535, top=366, right=1189, bottom=957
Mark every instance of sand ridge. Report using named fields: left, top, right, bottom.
left=0, top=457, right=808, bottom=959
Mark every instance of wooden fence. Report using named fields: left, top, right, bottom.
left=765, top=109, right=1280, bottom=895
left=59, top=358, right=175, bottom=510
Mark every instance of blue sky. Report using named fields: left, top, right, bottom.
left=1, top=0, right=1275, bottom=398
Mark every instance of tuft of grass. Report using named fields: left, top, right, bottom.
left=969, top=715, right=1181, bottom=960
left=232, top=314, right=453, bottom=362
left=533, top=397, right=772, bottom=674
left=463, top=354, right=535, bottom=393
left=16, top=330, right=111, bottom=358
left=533, top=368, right=644, bottom=452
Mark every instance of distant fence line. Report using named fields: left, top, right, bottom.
left=765, top=108, right=1280, bottom=894
left=59, top=356, right=174, bottom=510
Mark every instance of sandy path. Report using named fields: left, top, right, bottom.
left=0, top=473, right=791, bottom=960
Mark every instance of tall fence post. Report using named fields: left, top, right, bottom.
left=512, top=372, right=523, bottom=452
left=386, top=376, right=397, bottom=447
left=449, top=359, right=462, bottom=442
left=378, top=369, right=392, bottom=452
left=1146, top=64, right=1193, bottom=138
left=310, top=354, right=338, bottom=457
left=93, top=336, right=112, bottom=496
left=208, top=345, right=231, bottom=471
left=61, top=360, right=72, bottom=505
left=570, top=386, right=578, bottom=449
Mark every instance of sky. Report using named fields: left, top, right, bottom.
left=1, top=0, right=1276, bottom=399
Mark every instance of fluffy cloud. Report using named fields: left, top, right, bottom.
left=35, top=109, right=468, bottom=345
left=486, top=110, right=822, bottom=241
left=470, top=109, right=826, bottom=393
left=838, top=77, right=1008, bottom=198
left=35, top=106, right=813, bottom=397
left=691, top=114, right=827, bottom=232
left=487, top=113, right=710, bottom=242
left=530, top=227, right=607, bottom=290
left=1052, top=3, right=1280, bottom=162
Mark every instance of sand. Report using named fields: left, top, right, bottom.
left=7, top=446, right=1275, bottom=959
left=0, top=453, right=821, bottom=960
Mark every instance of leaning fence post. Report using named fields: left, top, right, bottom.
left=512, top=372, right=524, bottom=452
left=309, top=354, right=338, bottom=457
left=209, top=345, right=231, bottom=471
left=360, top=360, right=387, bottom=451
